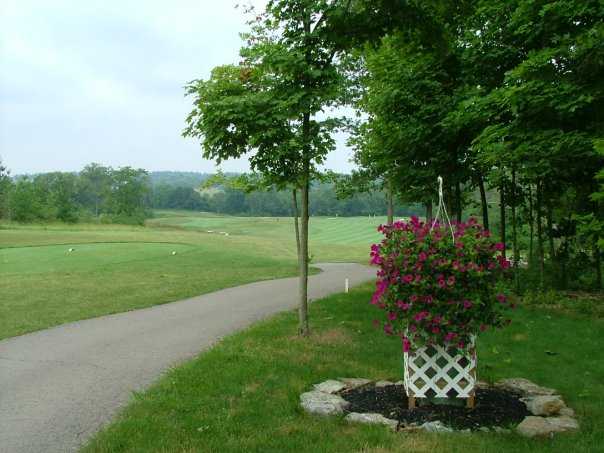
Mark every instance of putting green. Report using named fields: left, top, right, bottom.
left=0, top=242, right=194, bottom=275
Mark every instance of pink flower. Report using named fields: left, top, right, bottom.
left=418, top=252, right=428, bottom=262
left=402, top=337, right=411, bottom=352
left=402, top=274, right=414, bottom=284
left=414, top=311, right=429, bottom=322
left=447, top=276, right=456, bottom=286
left=387, top=311, right=397, bottom=321
left=431, top=326, right=440, bottom=334
left=438, top=279, right=446, bottom=289
left=457, top=341, right=465, bottom=349
left=463, top=300, right=473, bottom=309
left=444, top=332, right=457, bottom=342
left=496, top=293, right=507, bottom=304
left=410, top=294, right=419, bottom=303
left=384, top=323, right=393, bottom=335
left=396, top=301, right=411, bottom=310
left=424, top=295, right=433, bottom=304
left=493, top=242, right=505, bottom=251
left=409, top=324, right=417, bottom=332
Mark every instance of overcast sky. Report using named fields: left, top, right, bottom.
left=0, top=0, right=355, bottom=175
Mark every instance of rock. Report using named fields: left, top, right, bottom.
left=516, top=416, right=579, bottom=438
left=559, top=407, right=575, bottom=417
left=522, top=395, right=566, bottom=416
left=478, top=426, right=490, bottom=433
left=495, top=378, right=557, bottom=397
left=375, top=380, right=395, bottom=388
left=420, top=421, right=454, bottom=433
left=314, top=380, right=347, bottom=394
left=345, top=412, right=398, bottom=430
left=338, top=378, right=372, bottom=389
left=300, top=391, right=350, bottom=416
left=475, top=380, right=491, bottom=389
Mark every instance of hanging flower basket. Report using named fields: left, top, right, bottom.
left=369, top=181, right=512, bottom=409
left=404, top=341, right=477, bottom=409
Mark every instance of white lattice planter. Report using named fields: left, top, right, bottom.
left=404, top=343, right=477, bottom=409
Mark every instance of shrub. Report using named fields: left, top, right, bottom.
left=370, top=216, right=512, bottom=353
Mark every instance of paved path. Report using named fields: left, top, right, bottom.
left=0, top=263, right=374, bottom=453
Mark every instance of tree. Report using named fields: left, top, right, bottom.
left=0, top=159, right=12, bottom=219
left=108, top=167, right=151, bottom=220
left=184, top=1, right=350, bottom=335
left=79, top=163, right=112, bottom=217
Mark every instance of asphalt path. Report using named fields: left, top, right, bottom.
left=0, top=263, right=374, bottom=453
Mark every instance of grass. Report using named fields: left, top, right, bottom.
left=83, top=284, right=604, bottom=453
left=0, top=212, right=383, bottom=340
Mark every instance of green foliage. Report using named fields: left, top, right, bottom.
left=0, top=163, right=151, bottom=225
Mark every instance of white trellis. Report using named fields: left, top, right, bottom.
left=404, top=343, right=477, bottom=409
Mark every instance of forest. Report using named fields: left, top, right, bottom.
left=0, top=163, right=420, bottom=223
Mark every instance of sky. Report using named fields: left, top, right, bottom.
left=0, top=0, right=355, bottom=175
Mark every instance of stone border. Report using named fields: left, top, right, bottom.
left=300, top=377, right=579, bottom=437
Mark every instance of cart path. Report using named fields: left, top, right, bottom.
left=0, top=263, right=374, bottom=453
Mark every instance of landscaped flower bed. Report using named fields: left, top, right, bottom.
left=370, top=216, right=512, bottom=407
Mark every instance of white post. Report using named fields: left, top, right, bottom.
left=345, top=278, right=349, bottom=293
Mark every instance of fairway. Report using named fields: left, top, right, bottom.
left=149, top=211, right=385, bottom=245
left=0, top=212, right=383, bottom=340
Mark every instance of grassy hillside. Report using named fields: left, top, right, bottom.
left=0, top=212, right=383, bottom=339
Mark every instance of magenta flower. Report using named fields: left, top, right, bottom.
left=384, top=323, right=393, bottom=335
left=402, top=337, right=411, bottom=352
left=463, top=300, right=473, bottom=309
left=413, top=311, right=429, bottom=322
left=437, top=279, right=446, bottom=289
left=493, top=242, right=505, bottom=251
left=447, top=276, right=456, bottom=286
left=496, top=293, right=507, bottom=303
left=397, top=301, right=411, bottom=311
left=418, top=251, right=428, bottom=262
left=410, top=294, right=419, bottom=303
left=387, top=311, right=397, bottom=321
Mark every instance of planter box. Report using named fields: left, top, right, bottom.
left=404, top=343, right=477, bottom=409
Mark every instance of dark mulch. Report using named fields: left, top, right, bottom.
left=341, top=384, right=529, bottom=430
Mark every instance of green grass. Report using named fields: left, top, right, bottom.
left=0, top=212, right=383, bottom=340
left=81, top=284, right=604, bottom=453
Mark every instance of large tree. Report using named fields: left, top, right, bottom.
left=184, top=0, right=351, bottom=335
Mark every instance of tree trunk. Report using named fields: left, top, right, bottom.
left=477, top=173, right=489, bottom=230
left=386, top=179, right=394, bottom=225
left=594, top=241, right=602, bottom=291
left=536, top=180, right=545, bottom=289
left=426, top=200, right=433, bottom=223
left=528, top=185, right=534, bottom=268
left=546, top=200, right=555, bottom=261
left=292, top=189, right=300, bottom=258
left=499, top=184, right=506, bottom=260
left=455, top=180, right=462, bottom=222
left=511, top=167, right=519, bottom=293
left=298, top=171, right=310, bottom=336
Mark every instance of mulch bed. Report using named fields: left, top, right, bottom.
left=341, top=384, right=529, bottom=430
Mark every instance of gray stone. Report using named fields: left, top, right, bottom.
left=420, top=421, right=454, bottom=433
left=478, top=426, right=490, bottom=433
left=495, top=378, right=557, bottom=397
left=339, top=378, right=372, bottom=389
left=559, top=407, right=575, bottom=417
left=314, top=380, right=347, bottom=394
left=345, top=412, right=398, bottom=430
left=522, top=395, right=566, bottom=416
left=300, top=390, right=350, bottom=416
left=375, top=380, right=395, bottom=388
left=516, top=416, right=579, bottom=438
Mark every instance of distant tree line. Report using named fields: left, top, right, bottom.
left=150, top=176, right=423, bottom=217
left=0, top=161, right=151, bottom=224
left=0, top=162, right=423, bottom=223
